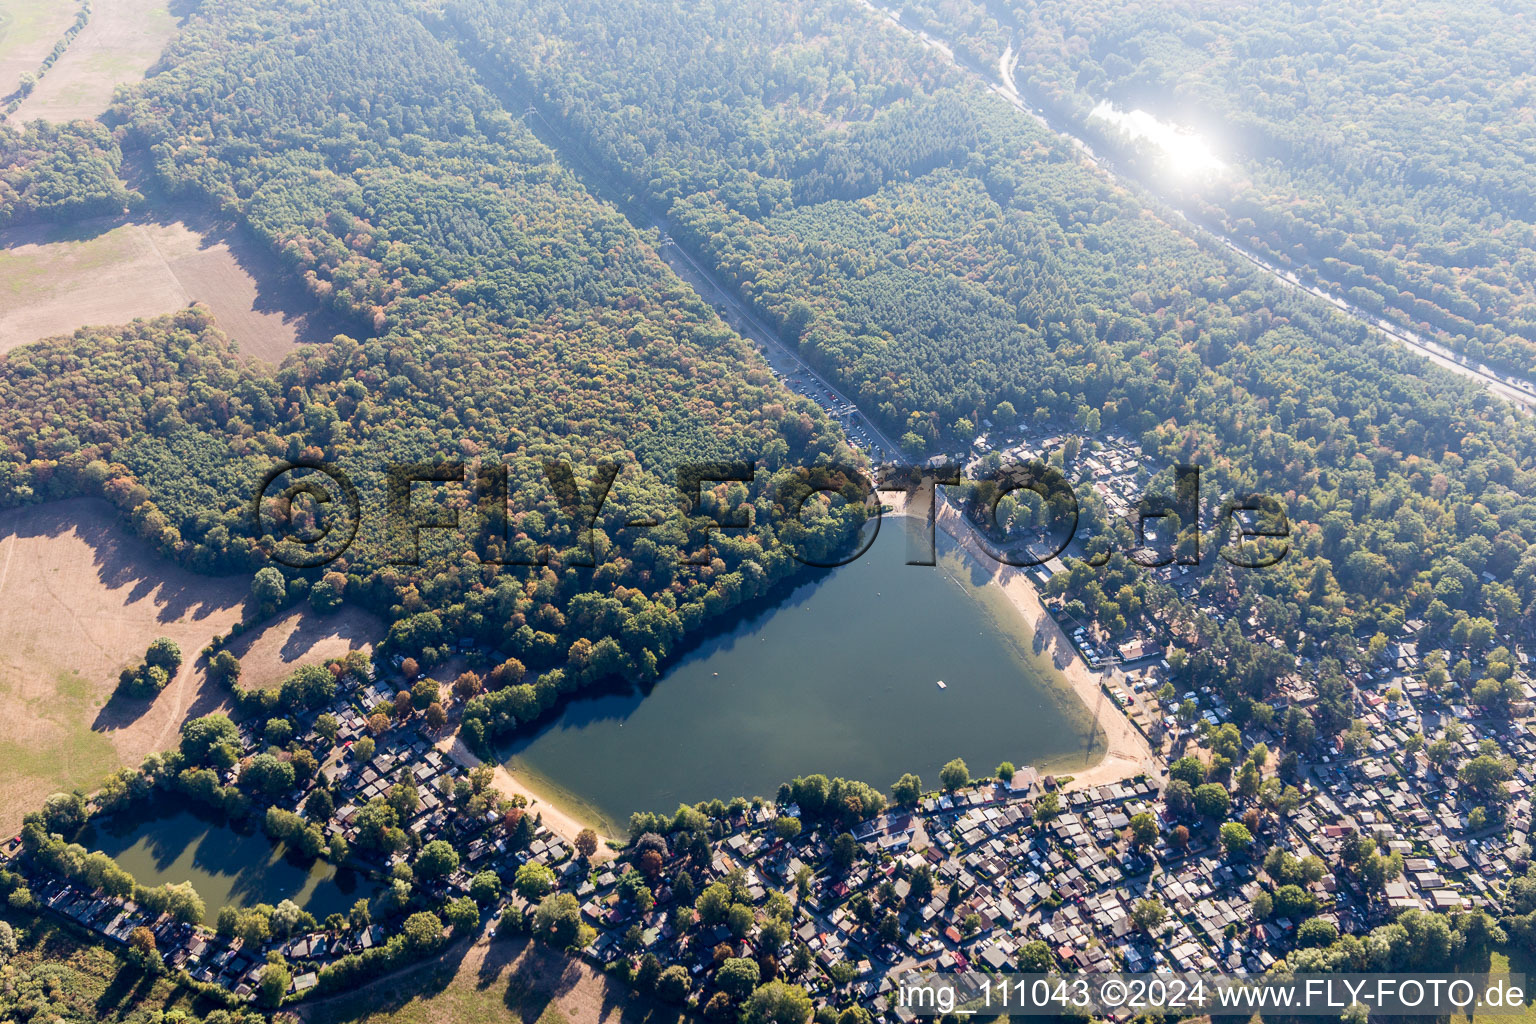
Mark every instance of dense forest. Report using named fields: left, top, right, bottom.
left=0, top=119, right=134, bottom=228
left=985, top=0, right=1536, bottom=377
left=0, top=0, right=866, bottom=744
left=1, top=0, right=1535, bottom=761
left=4, top=0, right=1536, bottom=1016
left=450, top=0, right=1536, bottom=728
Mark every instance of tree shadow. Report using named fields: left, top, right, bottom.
left=306, top=936, right=476, bottom=1024
left=0, top=217, right=126, bottom=246
left=501, top=939, right=595, bottom=1022
left=217, top=605, right=381, bottom=693
left=91, top=684, right=158, bottom=731
left=0, top=499, right=251, bottom=732
left=93, top=650, right=241, bottom=734
left=181, top=652, right=239, bottom=721
left=93, top=957, right=156, bottom=1017
left=1493, top=945, right=1536, bottom=1009
left=1, top=160, right=372, bottom=358
left=167, top=0, right=202, bottom=22
left=50, top=500, right=245, bottom=624
left=132, top=199, right=368, bottom=352
left=494, top=935, right=689, bottom=1024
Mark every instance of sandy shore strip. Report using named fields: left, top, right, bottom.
left=433, top=488, right=1158, bottom=852
left=886, top=489, right=1159, bottom=793
left=434, top=734, right=617, bottom=863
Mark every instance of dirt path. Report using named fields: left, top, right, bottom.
left=0, top=499, right=248, bottom=831
left=148, top=658, right=200, bottom=753
left=434, top=733, right=616, bottom=861
left=0, top=528, right=16, bottom=595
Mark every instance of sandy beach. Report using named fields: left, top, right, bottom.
left=435, top=488, right=1158, bottom=849
left=435, top=734, right=617, bottom=863
left=888, top=490, right=1159, bottom=793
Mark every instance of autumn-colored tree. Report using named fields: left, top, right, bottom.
left=425, top=702, right=447, bottom=730
left=452, top=671, right=483, bottom=700
left=129, top=925, right=157, bottom=957
left=487, top=658, right=526, bottom=690
left=639, top=848, right=664, bottom=881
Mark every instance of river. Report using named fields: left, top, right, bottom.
left=502, top=516, right=1104, bottom=835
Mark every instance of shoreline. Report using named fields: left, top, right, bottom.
left=438, top=490, right=1159, bottom=848
left=434, top=734, right=618, bottom=863
left=887, top=491, right=1159, bottom=793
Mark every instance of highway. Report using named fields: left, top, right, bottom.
left=855, top=0, right=1536, bottom=413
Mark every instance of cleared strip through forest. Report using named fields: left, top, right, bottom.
left=430, top=11, right=910, bottom=462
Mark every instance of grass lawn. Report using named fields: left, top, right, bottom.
left=0, top=500, right=250, bottom=834
left=0, top=666, right=121, bottom=808
left=1447, top=949, right=1536, bottom=1024
left=9, top=0, right=177, bottom=122
left=303, top=933, right=692, bottom=1024
left=0, top=0, right=78, bottom=100
left=0, top=0, right=58, bottom=65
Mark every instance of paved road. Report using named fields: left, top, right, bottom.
left=855, top=1, right=1536, bottom=413
left=652, top=230, right=908, bottom=461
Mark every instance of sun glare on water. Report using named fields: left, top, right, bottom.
left=1089, top=100, right=1226, bottom=179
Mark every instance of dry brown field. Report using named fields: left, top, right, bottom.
left=0, top=214, right=354, bottom=363
left=0, top=498, right=247, bottom=832
left=9, top=0, right=177, bottom=122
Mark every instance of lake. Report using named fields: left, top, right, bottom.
left=85, top=808, right=376, bottom=923
left=503, top=515, right=1104, bottom=834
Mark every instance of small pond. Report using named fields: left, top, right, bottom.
left=84, top=807, right=376, bottom=923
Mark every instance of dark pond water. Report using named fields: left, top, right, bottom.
left=85, top=808, right=375, bottom=923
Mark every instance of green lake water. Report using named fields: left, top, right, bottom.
left=85, top=809, right=375, bottom=923
left=503, top=516, right=1104, bottom=834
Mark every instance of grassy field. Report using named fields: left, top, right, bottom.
left=0, top=497, right=397, bottom=836
left=9, top=0, right=176, bottom=122
left=0, top=0, right=77, bottom=98
left=1449, top=949, right=1536, bottom=1024
left=0, top=499, right=250, bottom=833
left=0, top=214, right=351, bottom=363
left=301, top=934, right=690, bottom=1024
left=229, top=604, right=383, bottom=692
